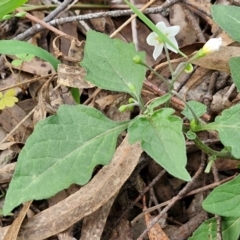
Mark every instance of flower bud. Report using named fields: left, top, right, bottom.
left=119, top=105, right=127, bottom=112
left=132, top=55, right=142, bottom=64
left=202, top=37, right=222, bottom=54
left=196, top=37, right=222, bottom=58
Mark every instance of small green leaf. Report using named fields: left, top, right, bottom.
left=145, top=93, right=171, bottom=114
left=189, top=217, right=240, bottom=240
left=202, top=175, right=240, bottom=217
left=81, top=30, right=146, bottom=98
left=2, top=14, right=12, bottom=20
left=0, top=89, right=18, bottom=109
left=14, top=11, right=26, bottom=18
left=212, top=5, right=240, bottom=42
left=182, top=101, right=207, bottom=121
left=229, top=57, right=240, bottom=92
left=200, top=104, right=240, bottom=158
left=185, top=130, right=196, bottom=140
left=184, top=63, right=193, bottom=73
left=128, top=108, right=191, bottom=181
left=11, top=59, right=23, bottom=67
left=70, top=88, right=80, bottom=104
left=3, top=105, right=129, bottom=215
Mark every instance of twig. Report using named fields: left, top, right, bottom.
left=14, top=0, right=75, bottom=41
left=0, top=107, right=36, bottom=145
left=0, top=74, right=54, bottom=92
left=14, top=1, right=180, bottom=41
left=16, top=10, right=66, bottom=37
left=132, top=174, right=236, bottom=225
left=110, top=0, right=157, bottom=38
left=137, top=153, right=205, bottom=239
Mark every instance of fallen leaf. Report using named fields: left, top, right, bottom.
left=193, top=46, right=240, bottom=73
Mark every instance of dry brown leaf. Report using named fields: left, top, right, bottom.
left=13, top=135, right=142, bottom=240
left=193, top=46, right=240, bottom=73
left=0, top=227, right=9, bottom=240
left=95, top=94, right=123, bottom=109
left=0, top=162, right=15, bottom=184
left=179, top=68, right=212, bottom=101
left=170, top=4, right=197, bottom=46
left=0, top=142, right=18, bottom=151
left=109, top=219, right=133, bottom=240
left=10, top=57, right=55, bottom=76
left=0, top=105, right=33, bottom=143
left=3, top=201, right=32, bottom=240
left=53, top=35, right=95, bottom=89
left=57, top=64, right=94, bottom=89
left=80, top=194, right=117, bottom=240
left=143, top=196, right=170, bottom=240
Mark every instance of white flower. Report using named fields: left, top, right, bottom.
left=202, top=37, right=222, bottom=54
left=146, top=22, right=180, bottom=60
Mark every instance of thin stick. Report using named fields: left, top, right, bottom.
left=0, top=74, right=55, bottom=92
left=110, top=0, right=156, bottom=38
left=132, top=174, right=235, bottom=225
left=0, top=107, right=36, bottom=145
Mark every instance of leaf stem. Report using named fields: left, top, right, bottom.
left=193, top=135, right=233, bottom=158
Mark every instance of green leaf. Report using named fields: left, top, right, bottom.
left=128, top=108, right=191, bottom=181
left=212, top=5, right=240, bottom=42
left=70, top=88, right=80, bottom=104
left=189, top=217, right=240, bottom=240
left=200, top=104, right=240, bottom=158
left=81, top=30, right=146, bottom=98
left=229, top=57, right=240, bottom=92
left=3, top=105, right=129, bottom=215
left=145, top=93, right=171, bottom=114
left=185, top=130, right=196, bottom=140
left=181, top=101, right=207, bottom=121
left=11, top=59, right=23, bottom=67
left=0, top=40, right=60, bottom=70
left=202, top=175, right=240, bottom=217
left=0, top=0, right=27, bottom=20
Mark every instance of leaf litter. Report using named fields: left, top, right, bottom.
left=0, top=0, right=240, bottom=239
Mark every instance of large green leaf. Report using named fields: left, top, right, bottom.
left=189, top=217, right=240, bottom=240
left=3, top=105, right=129, bottom=215
left=0, top=0, right=27, bottom=20
left=212, top=5, right=240, bottom=42
left=81, top=30, right=146, bottom=98
left=128, top=108, right=191, bottom=181
left=202, top=175, right=240, bottom=217
left=200, top=104, right=240, bottom=158
left=0, top=40, right=60, bottom=70
left=229, top=57, right=240, bottom=92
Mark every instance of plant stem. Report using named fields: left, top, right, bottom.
left=139, top=62, right=171, bottom=87
left=193, top=135, right=233, bottom=158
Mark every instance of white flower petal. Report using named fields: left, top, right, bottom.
left=156, top=22, right=167, bottom=32
left=166, top=25, right=180, bottom=37
left=166, top=37, right=179, bottom=53
left=146, top=21, right=180, bottom=59
left=153, top=44, right=164, bottom=60
left=146, top=32, right=158, bottom=46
